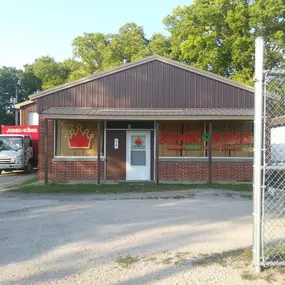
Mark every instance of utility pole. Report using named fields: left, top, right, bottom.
left=15, top=84, right=19, bottom=125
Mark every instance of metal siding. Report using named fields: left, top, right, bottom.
left=163, top=63, right=170, bottom=108
left=147, top=61, right=152, bottom=108
left=36, top=60, right=254, bottom=112
left=158, top=60, right=164, bottom=108
left=234, top=87, right=240, bottom=108
left=20, top=103, right=37, bottom=125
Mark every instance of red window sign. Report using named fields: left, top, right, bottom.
left=160, top=131, right=253, bottom=150
left=65, top=124, right=94, bottom=149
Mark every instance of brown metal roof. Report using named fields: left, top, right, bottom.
left=43, top=107, right=254, bottom=118
left=29, top=55, right=254, bottom=101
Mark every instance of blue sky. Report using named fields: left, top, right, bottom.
left=0, top=0, right=191, bottom=69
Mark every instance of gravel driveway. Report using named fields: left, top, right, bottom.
left=0, top=190, right=271, bottom=285
left=0, top=171, right=37, bottom=190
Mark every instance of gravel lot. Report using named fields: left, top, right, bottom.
left=0, top=171, right=37, bottom=190
left=0, top=190, right=280, bottom=285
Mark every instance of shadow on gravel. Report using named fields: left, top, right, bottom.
left=0, top=195, right=252, bottom=285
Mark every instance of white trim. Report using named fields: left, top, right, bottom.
left=15, top=100, right=34, bottom=109
left=106, top=128, right=155, bottom=131
left=154, top=122, right=157, bottom=181
left=53, top=156, right=105, bottom=162
left=126, top=131, right=151, bottom=181
left=103, top=121, right=107, bottom=181
left=53, top=120, right=56, bottom=158
left=159, top=156, right=253, bottom=162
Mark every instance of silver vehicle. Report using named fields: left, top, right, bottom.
left=0, top=135, right=33, bottom=174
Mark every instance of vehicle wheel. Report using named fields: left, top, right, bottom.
left=24, top=162, right=33, bottom=174
left=0, top=170, right=2, bottom=175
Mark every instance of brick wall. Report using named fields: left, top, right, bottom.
left=38, top=117, right=253, bottom=182
left=159, top=161, right=253, bottom=181
left=159, top=161, right=209, bottom=181
left=38, top=117, right=103, bottom=182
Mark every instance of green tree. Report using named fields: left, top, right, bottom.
left=0, top=67, right=19, bottom=125
left=149, top=33, right=172, bottom=57
left=164, top=0, right=285, bottom=85
left=20, top=64, right=42, bottom=97
left=110, top=22, right=151, bottom=63
left=31, top=56, right=69, bottom=89
left=72, top=33, right=110, bottom=73
left=62, top=58, right=89, bottom=81
left=0, top=66, right=41, bottom=126
left=72, top=23, right=152, bottom=72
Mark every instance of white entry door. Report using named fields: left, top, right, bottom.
left=126, top=131, right=151, bottom=181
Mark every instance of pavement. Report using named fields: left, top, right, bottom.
left=0, top=171, right=37, bottom=190
left=0, top=188, right=260, bottom=285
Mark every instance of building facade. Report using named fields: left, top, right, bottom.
left=20, top=55, right=255, bottom=183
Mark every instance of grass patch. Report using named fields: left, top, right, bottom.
left=144, top=257, right=157, bottom=262
left=116, top=256, right=139, bottom=268
left=193, top=248, right=252, bottom=267
left=241, top=271, right=259, bottom=281
left=240, top=194, right=253, bottom=199
left=160, top=257, right=173, bottom=265
left=10, top=182, right=252, bottom=194
left=264, top=245, right=285, bottom=262
left=7, top=176, right=38, bottom=189
left=20, top=177, right=38, bottom=185
left=263, top=273, right=276, bottom=283
left=241, top=271, right=277, bottom=283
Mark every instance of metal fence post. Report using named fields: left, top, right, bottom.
left=253, top=36, right=264, bottom=273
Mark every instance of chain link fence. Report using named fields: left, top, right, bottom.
left=262, top=71, right=285, bottom=267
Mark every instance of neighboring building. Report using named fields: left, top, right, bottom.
left=18, top=55, right=254, bottom=183
left=15, top=100, right=39, bottom=126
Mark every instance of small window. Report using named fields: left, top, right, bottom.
left=28, top=112, right=39, bottom=125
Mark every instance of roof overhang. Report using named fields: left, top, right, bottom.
left=42, top=107, right=254, bottom=121
left=15, top=100, right=34, bottom=109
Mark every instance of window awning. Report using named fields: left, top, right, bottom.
left=42, top=107, right=254, bottom=120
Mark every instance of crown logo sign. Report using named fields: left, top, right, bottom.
left=135, top=137, right=142, bottom=146
left=65, top=124, right=94, bottom=149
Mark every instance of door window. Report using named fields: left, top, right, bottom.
left=131, top=135, right=146, bottom=165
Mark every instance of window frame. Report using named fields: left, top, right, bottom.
left=53, top=120, right=105, bottom=160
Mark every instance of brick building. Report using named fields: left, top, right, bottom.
left=18, top=55, right=254, bottom=183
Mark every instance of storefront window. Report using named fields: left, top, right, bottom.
left=159, top=121, right=205, bottom=157
left=159, top=121, right=253, bottom=157
left=211, top=121, right=253, bottom=157
left=55, top=120, right=103, bottom=157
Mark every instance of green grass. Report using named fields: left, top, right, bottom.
left=10, top=182, right=252, bottom=194
left=193, top=248, right=252, bottom=267
left=159, top=257, right=173, bottom=265
left=241, top=271, right=259, bottom=281
left=20, top=177, right=39, bottom=185
left=264, top=246, right=285, bottom=262
left=116, top=256, right=140, bottom=268
left=7, top=176, right=38, bottom=189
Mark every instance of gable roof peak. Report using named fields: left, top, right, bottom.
left=29, top=55, right=253, bottom=100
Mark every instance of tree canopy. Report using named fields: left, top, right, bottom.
left=164, top=0, right=285, bottom=85
left=1, top=0, right=285, bottom=125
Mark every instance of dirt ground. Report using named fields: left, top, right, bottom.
left=0, top=190, right=283, bottom=285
